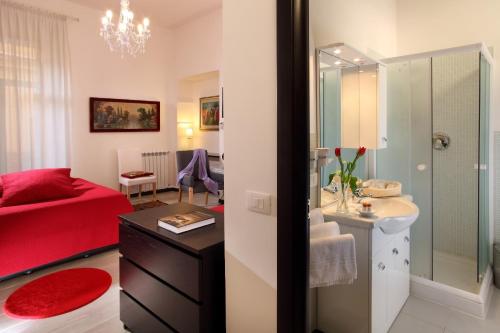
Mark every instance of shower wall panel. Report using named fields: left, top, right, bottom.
left=432, top=53, right=479, bottom=260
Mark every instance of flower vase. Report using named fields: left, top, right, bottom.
left=337, top=184, right=350, bottom=213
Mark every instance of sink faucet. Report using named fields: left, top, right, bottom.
left=323, top=182, right=339, bottom=194
left=353, top=188, right=372, bottom=203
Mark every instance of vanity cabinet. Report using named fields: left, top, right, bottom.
left=371, top=228, right=410, bottom=333
left=317, top=220, right=410, bottom=333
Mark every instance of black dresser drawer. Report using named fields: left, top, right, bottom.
left=120, top=291, right=174, bottom=333
left=120, top=223, right=201, bottom=300
left=120, top=257, right=201, bottom=333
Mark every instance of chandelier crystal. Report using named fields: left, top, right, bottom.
left=100, top=0, right=151, bottom=57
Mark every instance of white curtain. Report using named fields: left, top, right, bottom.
left=0, top=1, right=72, bottom=173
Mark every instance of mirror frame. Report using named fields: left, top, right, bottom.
left=277, top=0, right=310, bottom=332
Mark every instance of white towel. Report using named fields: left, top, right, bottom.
left=310, top=228, right=357, bottom=288
left=310, top=221, right=340, bottom=239
left=309, top=208, right=325, bottom=225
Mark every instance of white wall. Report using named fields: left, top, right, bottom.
left=310, top=0, right=398, bottom=59
left=223, top=0, right=277, bottom=331
left=11, top=1, right=223, bottom=189
left=173, top=8, right=222, bottom=81
left=396, top=0, right=500, bottom=130
left=14, top=0, right=176, bottom=189
left=172, top=8, right=222, bottom=163
left=177, top=72, right=220, bottom=153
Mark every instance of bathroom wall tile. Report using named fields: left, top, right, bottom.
left=432, top=52, right=479, bottom=259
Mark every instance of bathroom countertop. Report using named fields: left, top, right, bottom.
left=322, top=203, right=382, bottom=229
left=321, top=195, right=415, bottom=230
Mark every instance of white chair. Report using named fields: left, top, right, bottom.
left=118, top=148, right=157, bottom=201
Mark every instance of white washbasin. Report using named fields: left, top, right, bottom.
left=322, top=196, right=419, bottom=234
left=364, top=197, right=419, bottom=234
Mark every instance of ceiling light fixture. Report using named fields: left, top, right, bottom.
left=334, top=60, right=342, bottom=66
left=100, top=0, right=151, bottom=57
left=353, top=58, right=362, bottom=62
left=333, top=49, right=342, bottom=55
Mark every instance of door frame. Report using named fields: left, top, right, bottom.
left=277, top=0, right=310, bottom=332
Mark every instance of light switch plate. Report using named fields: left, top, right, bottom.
left=247, top=191, right=272, bottom=215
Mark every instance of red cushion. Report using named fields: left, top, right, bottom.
left=0, top=176, right=3, bottom=197
left=0, top=168, right=76, bottom=207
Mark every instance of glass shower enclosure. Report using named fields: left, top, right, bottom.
left=377, top=45, right=491, bottom=293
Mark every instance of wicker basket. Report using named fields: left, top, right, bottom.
left=362, top=180, right=402, bottom=198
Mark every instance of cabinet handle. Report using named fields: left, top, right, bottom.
left=404, top=236, right=410, bottom=243
left=404, top=259, right=410, bottom=266
left=378, top=263, right=386, bottom=271
left=392, top=248, right=399, bottom=255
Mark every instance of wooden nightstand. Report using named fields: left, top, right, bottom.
left=119, top=203, right=225, bottom=333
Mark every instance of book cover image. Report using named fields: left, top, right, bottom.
left=160, top=212, right=212, bottom=228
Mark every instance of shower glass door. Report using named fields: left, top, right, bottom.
left=377, top=58, right=433, bottom=280
left=431, top=52, right=479, bottom=292
left=478, top=54, right=491, bottom=281
left=378, top=49, right=491, bottom=293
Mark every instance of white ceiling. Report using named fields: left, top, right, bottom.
left=67, top=0, right=222, bottom=28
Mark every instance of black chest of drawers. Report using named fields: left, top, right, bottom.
left=119, top=203, right=225, bottom=333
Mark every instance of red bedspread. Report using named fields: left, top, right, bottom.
left=0, top=178, right=133, bottom=279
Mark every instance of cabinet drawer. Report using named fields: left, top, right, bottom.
left=372, top=249, right=389, bottom=333
left=120, top=223, right=201, bottom=300
left=372, top=227, right=396, bottom=256
left=120, top=291, right=174, bottom=333
left=120, top=257, right=201, bottom=333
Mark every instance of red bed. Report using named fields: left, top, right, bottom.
left=0, top=178, right=133, bottom=280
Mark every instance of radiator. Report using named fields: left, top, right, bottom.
left=141, top=151, right=169, bottom=191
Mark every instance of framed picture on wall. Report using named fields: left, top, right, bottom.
left=199, top=96, right=220, bottom=131
left=90, top=97, right=160, bottom=132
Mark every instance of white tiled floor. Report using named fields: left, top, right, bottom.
left=390, top=289, right=500, bottom=333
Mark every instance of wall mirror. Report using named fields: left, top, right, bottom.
left=317, top=43, right=387, bottom=151
left=313, top=43, right=387, bottom=207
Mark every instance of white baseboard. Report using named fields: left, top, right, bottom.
left=410, top=266, right=494, bottom=319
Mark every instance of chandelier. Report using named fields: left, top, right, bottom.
left=100, top=0, right=151, bottom=57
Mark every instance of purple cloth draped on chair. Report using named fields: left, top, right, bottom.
left=177, top=149, right=218, bottom=194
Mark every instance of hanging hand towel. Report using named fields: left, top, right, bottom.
left=310, top=227, right=357, bottom=288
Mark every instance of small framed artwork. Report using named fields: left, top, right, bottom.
left=90, top=97, right=160, bottom=132
left=199, top=96, right=220, bottom=131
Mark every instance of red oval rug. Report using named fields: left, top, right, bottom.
left=3, top=268, right=112, bottom=319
